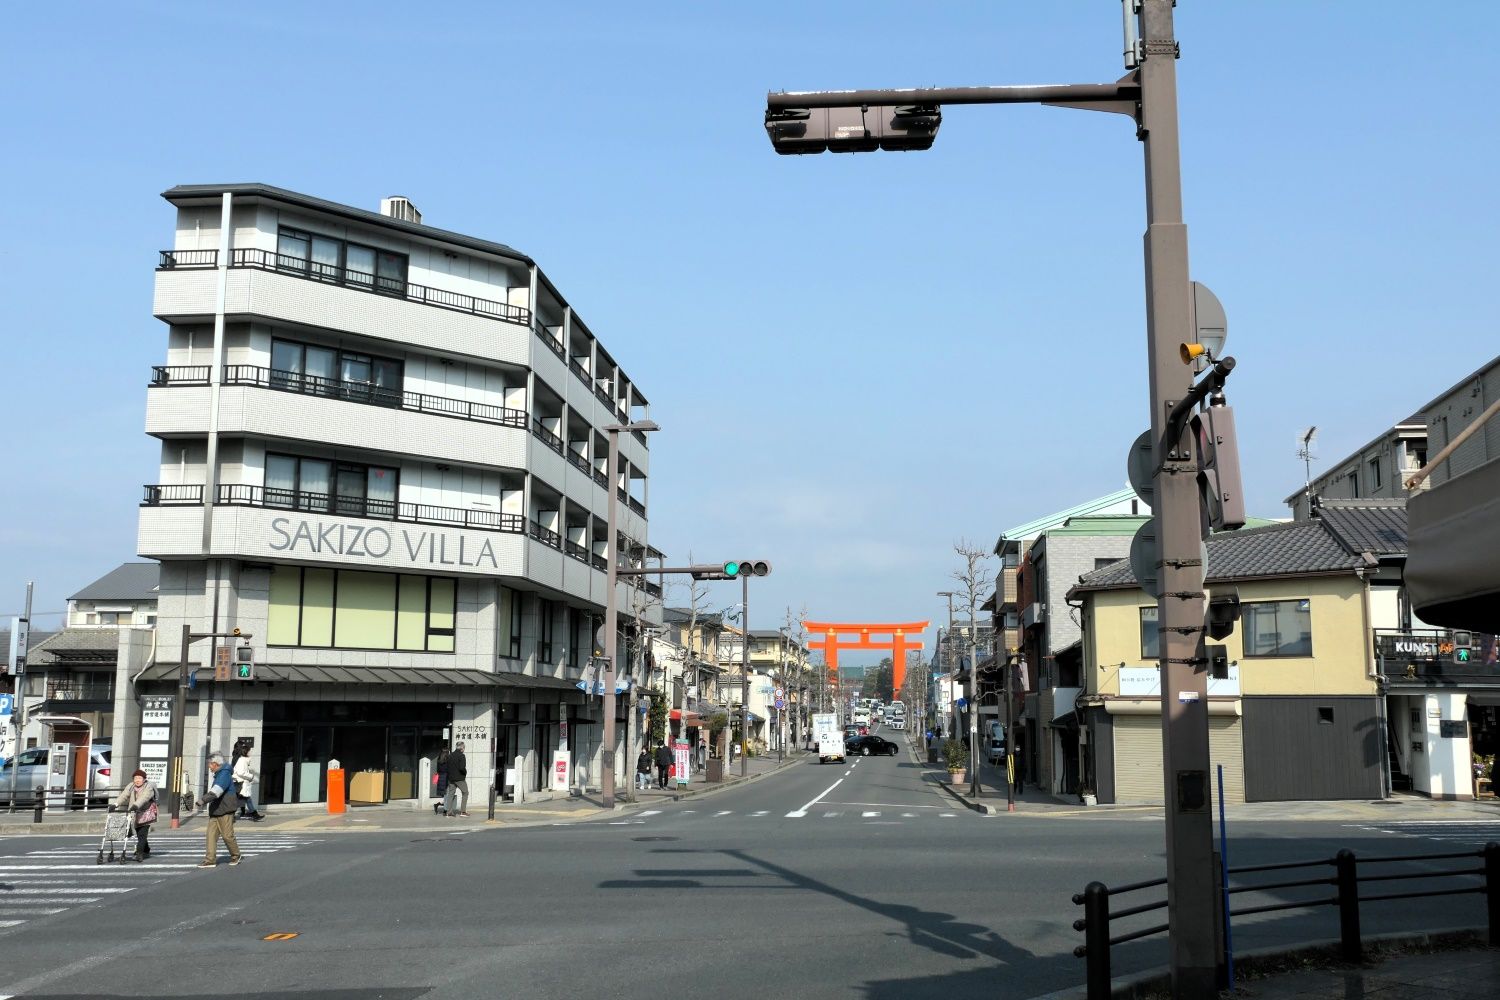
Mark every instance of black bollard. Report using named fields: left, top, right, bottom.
left=33, top=785, right=45, bottom=824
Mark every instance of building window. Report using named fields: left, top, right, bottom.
left=1369, top=457, right=1382, bottom=490
left=277, top=227, right=408, bottom=296
left=505, top=588, right=523, bottom=659
left=1242, top=599, right=1313, bottom=657
left=270, top=338, right=403, bottom=405
left=537, top=599, right=556, bottom=664
left=1139, top=606, right=1159, bottom=660
left=267, top=565, right=456, bottom=651
left=265, top=453, right=397, bottom=518
left=98, top=612, right=121, bottom=625
left=1348, top=470, right=1360, bottom=498
left=1318, top=706, right=1335, bottom=725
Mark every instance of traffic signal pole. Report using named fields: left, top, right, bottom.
left=1138, top=7, right=1217, bottom=992
left=763, top=4, right=1217, bottom=992
left=740, top=572, right=750, bottom=778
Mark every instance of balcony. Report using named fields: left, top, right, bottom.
left=146, top=368, right=528, bottom=469
left=216, top=484, right=525, bottom=534
left=531, top=419, right=565, bottom=455
left=142, top=484, right=203, bottom=505
left=151, top=365, right=528, bottom=428
left=158, top=249, right=532, bottom=327
left=45, top=677, right=116, bottom=703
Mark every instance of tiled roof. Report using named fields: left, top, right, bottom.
left=27, top=628, right=122, bottom=666
left=1316, top=499, right=1408, bottom=557
left=1073, top=519, right=1369, bottom=594
left=69, top=562, right=160, bottom=602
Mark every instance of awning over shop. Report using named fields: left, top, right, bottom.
left=136, top=663, right=587, bottom=690
left=669, top=709, right=707, bottom=724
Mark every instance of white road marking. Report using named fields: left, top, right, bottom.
left=4, top=888, right=131, bottom=895
left=752, top=811, right=768, bottom=817
left=640, top=810, right=662, bottom=816
left=940, top=813, right=957, bottom=817
left=902, top=812, right=918, bottom=818
left=714, top=811, right=732, bottom=817
left=861, top=811, right=880, bottom=818
left=0, top=922, right=23, bottom=928
left=787, top=777, right=844, bottom=818
left=0, top=909, right=67, bottom=916
left=843, top=770, right=852, bottom=776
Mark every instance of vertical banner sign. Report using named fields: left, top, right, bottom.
left=550, top=751, right=570, bottom=792
left=214, top=645, right=232, bottom=682
left=559, top=718, right=569, bottom=751
left=8, top=617, right=29, bottom=675
left=673, top=739, right=690, bottom=787
left=138, top=696, right=173, bottom=788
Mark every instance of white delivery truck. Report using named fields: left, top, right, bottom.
left=812, top=712, right=844, bottom=763
left=887, top=701, right=907, bottom=730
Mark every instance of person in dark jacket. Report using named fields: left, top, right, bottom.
left=635, top=748, right=652, bottom=791
left=446, top=742, right=470, bottom=817
left=197, top=752, right=242, bottom=869
left=653, top=743, right=673, bottom=789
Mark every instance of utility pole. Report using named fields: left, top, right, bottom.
left=966, top=592, right=981, bottom=798
left=166, top=625, right=251, bottom=827
left=936, top=592, right=955, bottom=741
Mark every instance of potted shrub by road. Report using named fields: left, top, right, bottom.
left=943, top=739, right=969, bottom=786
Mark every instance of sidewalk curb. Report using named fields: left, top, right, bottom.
left=610, top=751, right=810, bottom=815
left=935, top=779, right=999, bottom=816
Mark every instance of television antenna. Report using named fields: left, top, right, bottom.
left=1297, top=427, right=1318, bottom=505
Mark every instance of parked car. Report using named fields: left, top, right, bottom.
left=845, top=735, right=900, bottom=757
left=0, top=744, right=113, bottom=805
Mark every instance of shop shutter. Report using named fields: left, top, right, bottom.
left=1113, top=715, right=1164, bottom=803
left=1209, top=716, right=1246, bottom=804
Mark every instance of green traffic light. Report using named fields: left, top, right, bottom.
left=236, top=664, right=252, bottom=678
left=723, top=561, right=740, bottom=577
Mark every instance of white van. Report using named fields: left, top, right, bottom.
left=818, top=735, right=846, bottom=764
left=984, top=721, right=1007, bottom=765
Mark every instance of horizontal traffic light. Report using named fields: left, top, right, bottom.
left=724, top=560, right=771, bottom=578
left=765, top=104, right=941, bottom=155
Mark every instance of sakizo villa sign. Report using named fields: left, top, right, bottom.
left=267, top=516, right=501, bottom=569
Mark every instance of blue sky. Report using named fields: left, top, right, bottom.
left=3, top=3, right=1497, bottom=665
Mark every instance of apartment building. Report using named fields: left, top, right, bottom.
left=125, top=184, right=660, bottom=805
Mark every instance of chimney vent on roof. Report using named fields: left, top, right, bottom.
left=380, top=196, right=421, bottom=225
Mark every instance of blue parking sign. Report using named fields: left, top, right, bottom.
left=0, top=693, right=13, bottom=717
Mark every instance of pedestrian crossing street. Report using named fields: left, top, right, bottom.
left=0, top=836, right=320, bottom=933
left=609, top=806, right=963, bottom=826
left=1348, top=820, right=1500, bottom=846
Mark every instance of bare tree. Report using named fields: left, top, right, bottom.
left=952, top=538, right=996, bottom=794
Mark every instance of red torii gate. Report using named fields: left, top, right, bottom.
left=804, top=620, right=929, bottom=697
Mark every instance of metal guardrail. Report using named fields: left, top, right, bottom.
left=1072, top=843, right=1500, bottom=999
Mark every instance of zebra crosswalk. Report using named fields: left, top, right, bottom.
left=0, top=836, right=321, bottom=933
left=1348, top=820, right=1500, bottom=846
left=608, top=806, right=962, bottom=826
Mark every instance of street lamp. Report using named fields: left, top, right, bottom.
left=601, top=419, right=659, bottom=811
left=765, top=4, right=1226, bottom=991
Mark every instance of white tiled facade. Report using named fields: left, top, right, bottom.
left=125, top=184, right=660, bottom=807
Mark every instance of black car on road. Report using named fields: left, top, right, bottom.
left=845, top=735, right=899, bottom=757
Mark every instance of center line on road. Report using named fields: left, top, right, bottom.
left=752, top=811, right=768, bottom=816
left=861, top=811, right=880, bottom=818
left=787, top=777, right=844, bottom=818
left=714, top=811, right=732, bottom=817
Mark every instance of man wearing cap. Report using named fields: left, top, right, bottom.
left=197, top=752, right=242, bottom=868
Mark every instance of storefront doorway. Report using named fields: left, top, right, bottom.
left=260, top=701, right=449, bottom=805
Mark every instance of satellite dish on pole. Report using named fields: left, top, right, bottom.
left=1127, top=429, right=1155, bottom=510
left=1130, top=520, right=1161, bottom=600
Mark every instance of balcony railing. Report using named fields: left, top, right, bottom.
left=46, top=679, right=116, bottom=702
left=142, top=484, right=204, bottom=506
left=569, top=357, right=591, bottom=382
left=1374, top=628, right=1500, bottom=680
left=226, top=365, right=527, bottom=428
left=593, top=468, right=609, bottom=489
left=564, top=538, right=590, bottom=562
left=533, top=324, right=566, bottom=360
left=158, top=249, right=533, bottom=327
left=529, top=521, right=563, bottom=550
left=150, top=365, right=211, bottom=386
left=627, top=496, right=646, bottom=516
left=566, top=450, right=593, bottom=476
left=531, top=419, right=565, bottom=455
left=215, top=484, right=525, bottom=534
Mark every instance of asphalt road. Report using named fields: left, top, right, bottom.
left=1, top=737, right=1496, bottom=1000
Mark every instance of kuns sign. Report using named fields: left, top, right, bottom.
left=250, top=514, right=521, bottom=575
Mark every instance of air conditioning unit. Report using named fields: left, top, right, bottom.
left=1021, top=603, right=1046, bottom=630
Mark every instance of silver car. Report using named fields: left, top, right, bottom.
left=0, top=744, right=114, bottom=805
